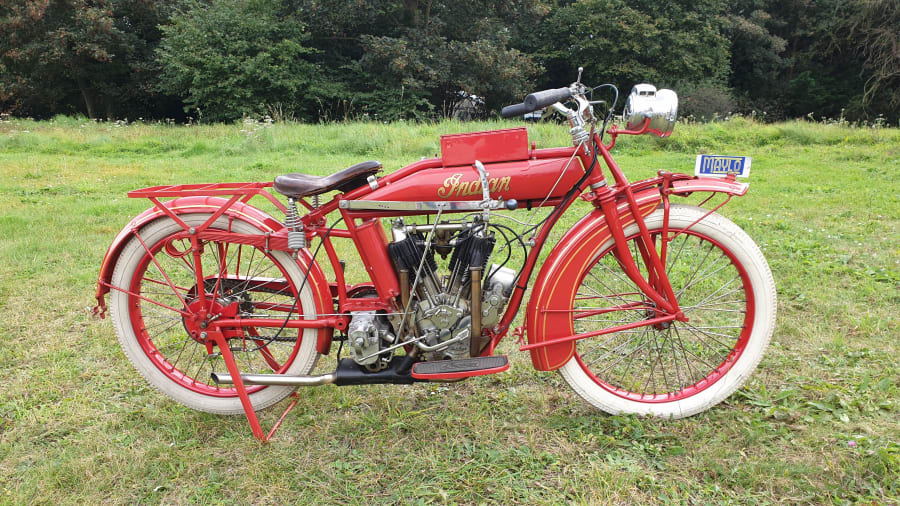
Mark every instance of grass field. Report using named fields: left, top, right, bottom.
left=0, top=116, right=898, bottom=504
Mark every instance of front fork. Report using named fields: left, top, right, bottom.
left=598, top=193, right=681, bottom=316
left=579, top=139, right=684, bottom=320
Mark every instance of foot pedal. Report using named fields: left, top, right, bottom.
left=411, top=355, right=509, bottom=380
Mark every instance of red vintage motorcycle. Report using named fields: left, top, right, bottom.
left=94, top=73, right=776, bottom=441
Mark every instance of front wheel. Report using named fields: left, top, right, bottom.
left=559, top=204, right=776, bottom=418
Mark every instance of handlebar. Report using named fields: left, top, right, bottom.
left=500, top=87, right=573, bottom=118
left=500, top=102, right=531, bottom=118
left=500, top=74, right=625, bottom=150
left=525, top=88, right=573, bottom=111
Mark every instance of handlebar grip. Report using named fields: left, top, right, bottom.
left=501, top=102, right=531, bottom=118
left=524, top=87, right=572, bottom=111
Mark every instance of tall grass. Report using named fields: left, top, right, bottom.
left=0, top=117, right=897, bottom=503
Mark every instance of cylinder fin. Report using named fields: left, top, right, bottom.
left=388, top=233, right=436, bottom=284
left=448, top=230, right=495, bottom=284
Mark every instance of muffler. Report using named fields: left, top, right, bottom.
left=211, top=356, right=421, bottom=387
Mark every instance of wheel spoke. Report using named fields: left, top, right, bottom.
left=166, top=335, right=194, bottom=373
left=599, top=328, right=650, bottom=376
left=652, top=327, right=673, bottom=394
left=142, top=277, right=191, bottom=293
left=190, top=347, right=209, bottom=386
left=672, top=324, right=702, bottom=384
left=582, top=270, right=639, bottom=310
left=142, top=318, right=181, bottom=334
left=666, top=234, right=690, bottom=275
left=666, top=327, right=685, bottom=391
left=677, top=252, right=731, bottom=298
left=683, top=282, right=743, bottom=313
left=679, top=240, right=716, bottom=291
left=584, top=331, right=645, bottom=366
left=154, top=337, right=195, bottom=354
left=677, top=322, right=737, bottom=351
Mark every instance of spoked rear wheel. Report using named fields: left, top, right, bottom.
left=109, top=214, right=320, bottom=414
left=559, top=205, right=776, bottom=418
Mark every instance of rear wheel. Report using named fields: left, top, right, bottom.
left=559, top=205, right=776, bottom=418
left=110, top=214, right=320, bottom=414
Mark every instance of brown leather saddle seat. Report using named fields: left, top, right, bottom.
left=273, top=160, right=382, bottom=198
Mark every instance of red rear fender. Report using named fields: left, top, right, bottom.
left=94, top=197, right=334, bottom=354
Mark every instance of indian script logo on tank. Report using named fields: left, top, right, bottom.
left=437, top=173, right=511, bottom=199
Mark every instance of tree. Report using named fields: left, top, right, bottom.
left=155, top=0, right=322, bottom=121
left=725, top=0, right=898, bottom=122
left=0, top=0, right=181, bottom=119
left=726, top=1, right=788, bottom=114
left=360, top=27, right=537, bottom=119
left=850, top=0, right=900, bottom=115
left=533, top=0, right=731, bottom=93
left=292, top=0, right=544, bottom=119
left=772, top=0, right=866, bottom=119
left=3, top=0, right=896, bottom=121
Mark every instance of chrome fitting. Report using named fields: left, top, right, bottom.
left=570, top=126, right=590, bottom=146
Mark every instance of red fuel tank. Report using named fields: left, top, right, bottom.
left=362, top=156, right=585, bottom=205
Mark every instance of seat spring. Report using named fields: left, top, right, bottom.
left=286, top=198, right=306, bottom=250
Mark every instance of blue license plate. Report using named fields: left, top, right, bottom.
left=694, top=155, right=751, bottom=178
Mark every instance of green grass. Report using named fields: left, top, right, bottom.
left=0, top=117, right=898, bottom=503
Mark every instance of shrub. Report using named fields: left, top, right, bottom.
left=677, top=82, right=736, bottom=122
left=156, top=0, right=322, bottom=122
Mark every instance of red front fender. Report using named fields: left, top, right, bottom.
left=525, top=176, right=748, bottom=370
left=94, top=196, right=334, bottom=354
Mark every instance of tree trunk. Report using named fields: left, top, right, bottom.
left=403, top=0, right=420, bottom=26
left=77, top=76, right=97, bottom=119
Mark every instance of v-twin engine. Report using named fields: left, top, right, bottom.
left=346, top=219, right=516, bottom=367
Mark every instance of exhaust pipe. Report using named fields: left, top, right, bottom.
left=211, top=356, right=420, bottom=387
left=211, top=372, right=337, bottom=386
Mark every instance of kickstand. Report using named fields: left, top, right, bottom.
left=265, top=393, right=300, bottom=441
left=212, top=333, right=299, bottom=442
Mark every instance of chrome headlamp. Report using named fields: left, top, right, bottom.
left=623, top=84, right=678, bottom=137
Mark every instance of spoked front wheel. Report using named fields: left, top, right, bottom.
left=109, top=214, right=320, bottom=414
left=559, top=204, right=776, bottom=418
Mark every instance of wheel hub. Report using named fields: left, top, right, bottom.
left=183, top=295, right=240, bottom=342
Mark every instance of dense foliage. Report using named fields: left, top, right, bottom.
left=155, top=0, right=319, bottom=122
left=0, top=0, right=181, bottom=119
left=1, top=0, right=897, bottom=122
